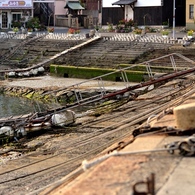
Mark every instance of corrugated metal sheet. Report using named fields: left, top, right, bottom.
left=112, top=0, right=137, bottom=6
left=65, top=1, right=84, bottom=10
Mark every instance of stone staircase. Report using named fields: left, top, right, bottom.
left=135, top=47, right=195, bottom=70
left=53, top=37, right=173, bottom=68
left=0, top=33, right=85, bottom=69
left=0, top=32, right=194, bottom=76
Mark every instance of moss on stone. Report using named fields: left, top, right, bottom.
left=25, top=92, right=35, bottom=99
left=50, top=65, right=146, bottom=82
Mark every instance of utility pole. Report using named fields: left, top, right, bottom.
left=100, top=0, right=103, bottom=26
left=173, top=0, right=175, bottom=39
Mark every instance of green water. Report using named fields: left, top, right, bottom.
left=0, top=94, right=48, bottom=118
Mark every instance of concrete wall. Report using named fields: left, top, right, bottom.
left=125, top=6, right=133, bottom=20
left=55, top=0, right=67, bottom=15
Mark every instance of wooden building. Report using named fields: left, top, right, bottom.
left=112, top=0, right=186, bottom=27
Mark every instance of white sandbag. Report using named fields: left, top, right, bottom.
left=7, top=72, right=16, bottom=77
left=23, top=72, right=30, bottom=77
left=30, top=69, right=38, bottom=75
left=38, top=67, right=45, bottom=73
left=17, top=72, right=23, bottom=77
left=0, top=126, right=14, bottom=136
left=16, top=127, right=27, bottom=137
left=52, top=110, right=75, bottom=127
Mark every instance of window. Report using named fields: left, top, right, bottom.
left=2, top=12, right=8, bottom=28
left=12, top=13, right=21, bottom=21
left=189, top=4, right=194, bottom=19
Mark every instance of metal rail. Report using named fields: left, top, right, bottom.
left=0, top=80, right=194, bottom=194
left=43, top=53, right=195, bottom=102
left=42, top=55, right=195, bottom=117
left=0, top=53, right=195, bottom=130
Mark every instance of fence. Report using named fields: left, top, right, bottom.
left=55, top=14, right=98, bottom=29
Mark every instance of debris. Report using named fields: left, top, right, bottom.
left=183, top=41, right=191, bottom=47
left=0, top=151, right=23, bottom=165
left=51, top=110, right=76, bottom=127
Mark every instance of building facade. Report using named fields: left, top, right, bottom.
left=55, top=0, right=101, bottom=27
left=0, top=0, right=101, bottom=29
left=186, top=0, right=195, bottom=30
left=0, top=0, right=33, bottom=29
left=112, top=0, right=186, bottom=27
left=80, top=0, right=102, bottom=26
left=33, top=0, right=55, bottom=26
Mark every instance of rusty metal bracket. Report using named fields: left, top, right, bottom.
left=107, top=138, right=135, bottom=153
left=132, top=126, right=169, bottom=137
left=132, top=173, right=155, bottom=195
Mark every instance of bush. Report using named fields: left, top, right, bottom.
left=119, top=19, right=134, bottom=27
left=13, top=27, right=19, bottom=32
left=67, top=28, right=80, bottom=34
left=134, top=28, right=142, bottom=34
left=162, top=21, right=168, bottom=26
left=107, top=22, right=114, bottom=32
left=187, top=30, right=193, bottom=36
left=26, top=17, right=41, bottom=30
left=161, top=30, right=169, bottom=35
left=11, top=21, right=22, bottom=28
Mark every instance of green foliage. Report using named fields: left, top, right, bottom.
left=94, top=24, right=100, bottom=31
left=162, top=21, right=168, bottom=26
left=26, top=17, right=41, bottom=29
left=119, top=19, right=134, bottom=26
left=187, top=30, right=194, bottom=36
left=12, top=21, right=22, bottom=28
left=161, top=30, right=169, bottom=35
left=144, top=26, right=156, bottom=33
left=79, top=0, right=85, bottom=8
left=12, top=27, right=19, bottom=32
left=107, top=22, right=114, bottom=32
left=116, top=19, right=135, bottom=33
left=50, top=64, right=181, bottom=83
left=27, top=28, right=33, bottom=32
left=134, top=28, right=142, bottom=34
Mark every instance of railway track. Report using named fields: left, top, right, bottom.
left=0, top=76, right=195, bottom=194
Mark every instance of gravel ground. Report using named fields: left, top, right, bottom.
left=0, top=75, right=133, bottom=90
left=0, top=75, right=194, bottom=195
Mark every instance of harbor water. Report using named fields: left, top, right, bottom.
left=0, top=94, right=48, bottom=118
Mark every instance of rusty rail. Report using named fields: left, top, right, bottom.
left=103, top=65, right=195, bottom=99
